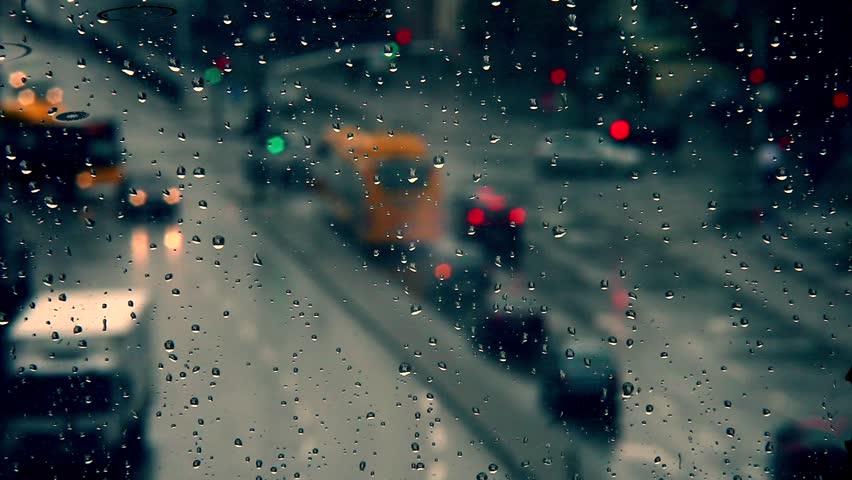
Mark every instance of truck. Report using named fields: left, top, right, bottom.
left=0, top=288, right=153, bottom=475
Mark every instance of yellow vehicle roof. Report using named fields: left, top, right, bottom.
left=0, top=98, right=61, bottom=125
left=323, top=129, right=427, bottom=162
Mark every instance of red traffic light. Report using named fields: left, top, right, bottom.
left=609, top=119, right=630, bottom=141
left=832, top=91, right=849, bottom=109
left=549, top=68, right=567, bottom=86
left=395, top=28, right=413, bottom=46
left=749, top=67, right=766, bottom=85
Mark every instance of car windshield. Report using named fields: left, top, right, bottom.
left=1, top=2, right=850, bottom=480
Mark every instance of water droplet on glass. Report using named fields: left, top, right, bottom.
left=564, top=348, right=575, bottom=359
left=433, top=156, right=445, bottom=168
left=164, top=339, right=175, bottom=352
left=621, top=381, right=634, bottom=398
left=192, top=167, right=205, bottom=178
left=212, top=235, right=225, bottom=249
left=398, top=362, right=412, bottom=376
left=567, top=14, right=578, bottom=32
left=44, top=196, right=58, bottom=209
left=482, top=55, right=491, bottom=71
left=631, top=0, right=639, bottom=11
left=410, top=304, right=422, bottom=315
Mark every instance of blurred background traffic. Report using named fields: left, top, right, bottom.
left=1, top=1, right=850, bottom=479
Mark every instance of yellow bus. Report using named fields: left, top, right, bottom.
left=317, top=129, right=443, bottom=248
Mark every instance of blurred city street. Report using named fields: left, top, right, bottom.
left=1, top=2, right=849, bottom=480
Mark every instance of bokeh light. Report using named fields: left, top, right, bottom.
left=9, top=71, right=27, bottom=89
left=749, top=67, right=766, bottom=85
left=609, top=119, right=630, bottom=140
left=203, top=67, right=223, bottom=85
left=549, top=68, right=567, bottom=85
left=832, top=91, right=849, bottom=109
left=395, top=28, right=413, bottom=46
left=266, top=136, right=286, bottom=154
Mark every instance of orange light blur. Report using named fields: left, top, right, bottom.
left=17, top=89, right=35, bottom=106
left=47, top=87, right=64, bottom=105
left=9, top=71, right=27, bottom=89
left=164, top=227, right=182, bottom=250
left=76, top=172, right=95, bottom=189
left=434, top=263, right=452, bottom=281
left=131, top=228, right=149, bottom=264
left=163, top=187, right=181, bottom=205
left=128, top=189, right=147, bottom=207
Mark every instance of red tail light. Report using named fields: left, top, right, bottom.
left=434, top=263, right=452, bottom=280
left=467, top=208, right=485, bottom=226
left=508, top=207, right=526, bottom=225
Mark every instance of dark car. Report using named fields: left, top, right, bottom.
left=0, top=221, right=32, bottom=435
left=455, top=187, right=527, bottom=267
left=386, top=238, right=490, bottom=316
left=119, top=175, right=182, bottom=221
left=472, top=268, right=548, bottom=363
left=540, top=338, right=620, bottom=436
left=771, top=417, right=850, bottom=480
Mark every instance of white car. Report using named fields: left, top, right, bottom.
left=534, top=129, right=642, bottom=176
left=1, top=288, right=153, bottom=470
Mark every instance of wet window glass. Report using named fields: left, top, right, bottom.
left=1, top=1, right=850, bottom=479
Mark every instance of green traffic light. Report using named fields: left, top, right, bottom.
left=382, top=41, right=400, bottom=60
left=203, top=67, right=223, bottom=85
left=266, top=135, right=286, bottom=154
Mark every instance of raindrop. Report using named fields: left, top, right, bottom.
left=552, top=225, right=567, bottom=238
left=410, top=304, right=422, bottom=315
left=482, top=55, right=491, bottom=71
left=398, top=362, right=412, bottom=376
left=234, top=438, right=243, bottom=447
left=631, top=0, right=639, bottom=11
left=212, top=235, right=225, bottom=249
left=564, top=348, right=575, bottom=359
left=137, top=91, right=147, bottom=103
left=192, top=167, right=206, bottom=178
left=432, top=156, right=445, bottom=168
left=621, top=382, right=634, bottom=398
left=176, top=165, right=186, bottom=178
left=664, top=290, right=674, bottom=299
left=252, top=253, right=263, bottom=266
left=164, top=339, right=175, bottom=352
left=44, top=196, right=58, bottom=209
left=567, top=14, right=578, bottom=32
